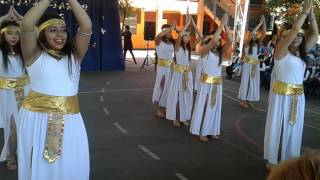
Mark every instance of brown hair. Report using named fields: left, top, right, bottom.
left=267, top=151, right=320, bottom=180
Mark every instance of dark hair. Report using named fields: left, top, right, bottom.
left=37, top=13, right=76, bottom=76
left=292, top=35, right=307, bottom=63
left=125, top=25, right=130, bottom=30
left=160, top=24, right=175, bottom=45
left=248, top=39, right=260, bottom=55
left=180, top=30, right=191, bottom=62
left=0, top=21, right=24, bottom=71
left=203, top=30, right=223, bottom=65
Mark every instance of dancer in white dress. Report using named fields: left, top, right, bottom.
left=190, top=14, right=232, bottom=142
left=152, top=24, right=177, bottom=118
left=0, top=7, right=28, bottom=170
left=238, top=16, right=266, bottom=108
left=166, top=15, right=202, bottom=127
left=264, top=0, right=318, bottom=170
left=17, top=0, right=92, bottom=179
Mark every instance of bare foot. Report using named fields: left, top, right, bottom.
left=173, top=120, right=181, bottom=127
left=199, top=136, right=209, bottom=142
left=155, top=110, right=165, bottom=118
left=239, top=101, right=250, bottom=108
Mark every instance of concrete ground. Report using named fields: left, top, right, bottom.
left=1, top=52, right=320, bottom=180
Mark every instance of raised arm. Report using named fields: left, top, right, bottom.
left=175, top=15, right=191, bottom=52
left=21, top=0, right=51, bottom=66
left=221, top=24, right=232, bottom=55
left=305, top=4, right=319, bottom=51
left=244, top=16, right=265, bottom=45
left=200, top=14, right=228, bottom=57
left=191, top=16, right=203, bottom=49
left=69, top=0, right=92, bottom=62
left=274, top=0, right=312, bottom=60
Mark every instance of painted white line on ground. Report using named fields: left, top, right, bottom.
left=222, top=139, right=263, bottom=161
left=137, top=144, right=160, bottom=160
left=302, top=146, right=315, bottom=154
left=78, top=88, right=153, bottom=94
left=99, top=96, right=104, bottom=102
left=103, top=107, right=110, bottom=116
left=223, top=93, right=240, bottom=103
left=174, top=173, right=189, bottom=180
left=113, top=122, right=128, bottom=135
left=304, top=124, right=320, bottom=131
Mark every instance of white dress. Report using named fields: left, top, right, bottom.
left=166, top=47, right=193, bottom=122
left=17, top=52, right=89, bottom=180
left=190, top=52, right=222, bottom=136
left=264, top=53, right=306, bottom=165
left=152, top=41, right=174, bottom=107
left=238, top=46, right=260, bottom=101
left=194, top=58, right=203, bottom=91
left=0, top=51, right=29, bottom=161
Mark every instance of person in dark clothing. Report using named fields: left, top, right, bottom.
left=122, top=25, right=137, bottom=64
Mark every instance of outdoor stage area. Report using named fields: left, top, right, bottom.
left=1, top=52, right=319, bottom=180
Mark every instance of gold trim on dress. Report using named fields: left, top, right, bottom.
left=200, top=73, right=222, bottom=107
left=21, top=91, right=80, bottom=163
left=272, top=81, right=304, bottom=126
left=200, top=73, right=222, bottom=85
left=174, top=64, right=191, bottom=92
left=157, top=59, right=173, bottom=67
left=0, top=74, right=29, bottom=90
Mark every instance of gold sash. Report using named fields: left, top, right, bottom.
left=0, top=74, right=29, bottom=90
left=22, top=91, right=80, bottom=163
left=201, top=73, right=222, bottom=107
left=272, top=81, right=304, bottom=126
left=175, top=64, right=191, bottom=91
left=245, top=57, right=259, bottom=78
left=0, top=74, right=29, bottom=107
left=157, top=59, right=173, bottom=67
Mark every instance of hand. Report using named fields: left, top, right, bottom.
left=302, top=0, right=312, bottom=14
left=186, top=14, right=192, bottom=26
left=221, top=14, right=228, bottom=25
left=259, top=15, right=265, bottom=24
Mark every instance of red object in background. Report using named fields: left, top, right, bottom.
left=221, top=31, right=227, bottom=39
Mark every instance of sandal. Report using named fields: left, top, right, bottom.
left=182, top=121, right=190, bottom=127
left=239, top=101, right=250, bottom=108
left=265, top=162, right=275, bottom=171
left=199, top=136, right=209, bottom=142
left=6, top=156, right=17, bottom=171
left=172, top=120, right=181, bottom=127
left=211, top=135, right=221, bottom=140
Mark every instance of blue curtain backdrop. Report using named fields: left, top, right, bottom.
left=0, top=0, right=124, bottom=71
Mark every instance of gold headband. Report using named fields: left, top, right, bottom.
left=38, top=19, right=66, bottom=33
left=0, top=26, right=21, bottom=34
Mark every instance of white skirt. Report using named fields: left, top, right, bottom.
left=194, top=61, right=202, bottom=91
left=17, top=108, right=90, bottom=180
left=264, top=92, right=305, bottom=165
left=166, top=71, right=193, bottom=122
left=0, top=87, right=29, bottom=161
left=238, top=63, right=260, bottom=101
left=152, top=66, right=172, bottom=107
left=190, top=83, right=222, bottom=136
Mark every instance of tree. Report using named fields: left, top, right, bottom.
left=265, top=0, right=320, bottom=26
left=118, top=0, right=134, bottom=30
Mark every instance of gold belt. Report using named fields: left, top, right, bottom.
left=201, top=73, right=222, bottom=107
left=22, top=91, right=80, bottom=164
left=174, top=64, right=191, bottom=91
left=0, top=74, right=29, bottom=89
left=244, top=57, right=260, bottom=64
left=157, top=59, right=173, bottom=67
left=245, top=57, right=259, bottom=78
left=201, top=73, right=222, bottom=85
left=174, top=64, right=191, bottom=73
left=272, top=81, right=304, bottom=126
